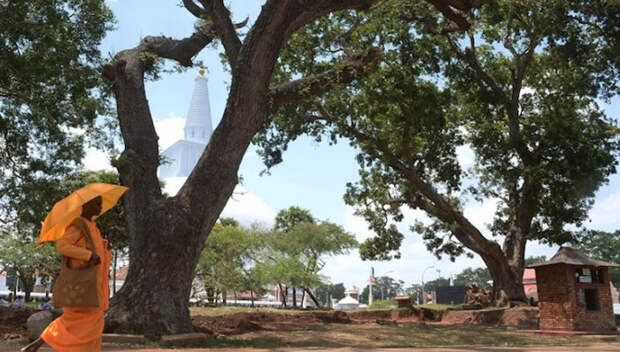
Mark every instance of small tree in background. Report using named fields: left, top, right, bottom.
left=0, top=237, right=59, bottom=302
left=577, top=230, right=620, bottom=286
left=454, top=267, right=491, bottom=289
left=196, top=218, right=253, bottom=304
left=266, top=207, right=357, bottom=307
left=315, top=283, right=346, bottom=306
left=360, top=276, right=404, bottom=303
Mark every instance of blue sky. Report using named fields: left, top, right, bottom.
left=93, top=0, right=620, bottom=290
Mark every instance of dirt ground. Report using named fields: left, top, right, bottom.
left=2, top=306, right=618, bottom=350
left=0, top=307, right=30, bottom=341
left=190, top=307, right=540, bottom=336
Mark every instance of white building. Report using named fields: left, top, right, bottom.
left=157, top=70, right=275, bottom=227
left=0, top=271, right=7, bottom=292
left=335, top=294, right=360, bottom=311
left=159, top=71, right=213, bottom=179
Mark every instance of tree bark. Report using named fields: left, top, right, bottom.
left=22, top=277, right=33, bottom=303
left=112, top=249, right=117, bottom=294
left=304, top=288, right=321, bottom=307
left=280, top=284, right=288, bottom=307
left=292, top=287, right=297, bottom=308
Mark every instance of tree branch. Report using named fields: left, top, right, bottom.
left=307, top=106, right=493, bottom=254
left=426, top=0, right=486, bottom=31
left=198, top=0, right=246, bottom=66
left=279, top=0, right=374, bottom=41
left=182, top=0, right=206, bottom=17
left=140, top=30, right=215, bottom=67
left=267, top=48, right=381, bottom=108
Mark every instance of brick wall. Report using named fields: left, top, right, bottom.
left=536, top=264, right=615, bottom=331
left=537, top=264, right=573, bottom=330
left=570, top=266, right=615, bottom=331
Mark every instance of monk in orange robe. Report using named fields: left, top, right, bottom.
left=22, top=196, right=111, bottom=352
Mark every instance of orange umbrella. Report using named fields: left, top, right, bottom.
left=39, top=183, right=128, bottom=244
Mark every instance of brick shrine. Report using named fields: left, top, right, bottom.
left=528, top=247, right=618, bottom=331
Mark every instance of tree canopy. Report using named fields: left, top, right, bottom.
left=0, top=170, right=127, bottom=301
left=0, top=0, right=115, bottom=231
left=454, top=267, right=491, bottom=289
left=255, top=0, right=620, bottom=303
left=195, top=208, right=357, bottom=307
left=261, top=207, right=358, bottom=306
left=577, top=229, right=620, bottom=286
left=360, top=275, right=404, bottom=303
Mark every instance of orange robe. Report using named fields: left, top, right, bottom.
left=42, top=217, right=111, bottom=352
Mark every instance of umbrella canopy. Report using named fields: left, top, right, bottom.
left=39, top=183, right=128, bottom=244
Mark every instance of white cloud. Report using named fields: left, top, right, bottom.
left=588, top=188, right=620, bottom=230
left=154, top=117, right=185, bottom=151
left=525, top=240, right=559, bottom=260
left=456, top=144, right=475, bottom=170
left=81, top=116, right=185, bottom=172
left=463, top=197, right=499, bottom=236
left=82, top=148, right=114, bottom=171
left=161, top=178, right=276, bottom=229
left=342, top=206, right=374, bottom=241
left=225, top=185, right=276, bottom=228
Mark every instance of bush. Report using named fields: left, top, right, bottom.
left=370, top=299, right=397, bottom=309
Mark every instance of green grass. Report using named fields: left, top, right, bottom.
left=369, top=299, right=397, bottom=309
left=413, top=303, right=463, bottom=311
left=189, top=305, right=306, bottom=317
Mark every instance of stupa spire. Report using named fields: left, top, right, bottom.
left=184, top=68, right=213, bottom=143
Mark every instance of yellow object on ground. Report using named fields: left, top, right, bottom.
left=39, top=183, right=128, bottom=244
left=41, top=219, right=111, bottom=352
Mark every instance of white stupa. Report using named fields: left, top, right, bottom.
left=335, top=294, right=360, bottom=311
left=157, top=69, right=275, bottom=227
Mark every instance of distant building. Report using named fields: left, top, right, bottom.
left=522, top=268, right=538, bottom=304
left=0, top=271, right=7, bottom=292
left=159, top=71, right=213, bottom=179
left=435, top=286, right=467, bottom=305
left=345, top=286, right=360, bottom=301
left=529, top=246, right=618, bottom=331
left=335, top=288, right=360, bottom=311
left=157, top=70, right=274, bottom=226
left=109, top=265, right=128, bottom=296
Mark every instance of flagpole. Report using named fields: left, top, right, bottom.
left=369, top=267, right=374, bottom=306
left=369, top=280, right=373, bottom=306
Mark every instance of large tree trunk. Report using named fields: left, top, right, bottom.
left=105, top=205, right=203, bottom=337
left=388, top=153, right=529, bottom=305
left=479, top=245, right=527, bottom=305
left=292, top=287, right=297, bottom=308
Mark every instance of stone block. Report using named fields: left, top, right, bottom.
left=26, top=311, right=53, bottom=341
left=102, top=333, right=145, bottom=344
left=160, top=332, right=208, bottom=347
